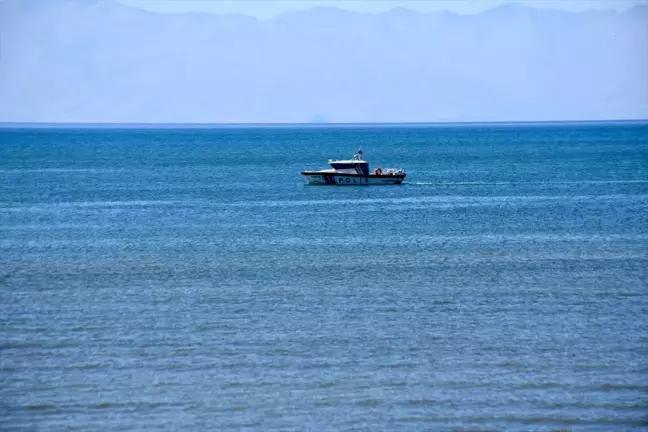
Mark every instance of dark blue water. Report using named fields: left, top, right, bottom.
left=2, top=123, right=648, bottom=431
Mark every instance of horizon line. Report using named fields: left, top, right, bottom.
left=1, top=119, right=647, bottom=129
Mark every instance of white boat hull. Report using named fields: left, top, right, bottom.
left=301, top=172, right=405, bottom=185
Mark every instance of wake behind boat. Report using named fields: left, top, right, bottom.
left=301, top=149, right=406, bottom=185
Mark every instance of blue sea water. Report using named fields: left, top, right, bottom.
left=1, top=122, right=647, bottom=431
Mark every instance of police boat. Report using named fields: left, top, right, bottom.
left=301, top=149, right=406, bottom=185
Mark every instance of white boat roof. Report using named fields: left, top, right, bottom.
left=328, top=159, right=367, bottom=163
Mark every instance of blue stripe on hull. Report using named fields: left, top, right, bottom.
left=301, top=173, right=406, bottom=185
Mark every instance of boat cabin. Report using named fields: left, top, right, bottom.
left=328, top=152, right=369, bottom=175
left=328, top=159, right=369, bottom=175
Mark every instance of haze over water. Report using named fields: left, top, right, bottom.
left=1, top=122, right=647, bottom=430
left=2, top=0, right=647, bottom=123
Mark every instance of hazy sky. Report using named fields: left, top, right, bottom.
left=121, top=0, right=647, bottom=17
left=2, top=0, right=646, bottom=123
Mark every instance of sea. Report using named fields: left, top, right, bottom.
left=1, top=122, right=647, bottom=431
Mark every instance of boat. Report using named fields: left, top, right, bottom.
left=301, top=148, right=406, bottom=185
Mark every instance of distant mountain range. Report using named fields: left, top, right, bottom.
left=1, top=0, right=646, bottom=123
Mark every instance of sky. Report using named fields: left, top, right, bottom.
left=1, top=0, right=646, bottom=123
left=120, top=0, right=648, bottom=18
